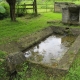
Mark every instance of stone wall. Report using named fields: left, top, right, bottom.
left=62, top=8, right=69, bottom=23
left=54, top=2, right=74, bottom=13
left=62, top=6, right=80, bottom=24
left=51, top=26, right=80, bottom=36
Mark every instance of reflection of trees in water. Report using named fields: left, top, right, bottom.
left=37, top=45, right=39, bottom=49
left=29, top=48, right=44, bottom=62
left=26, top=35, right=76, bottom=65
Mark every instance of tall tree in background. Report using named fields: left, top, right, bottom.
left=6, top=0, right=16, bottom=21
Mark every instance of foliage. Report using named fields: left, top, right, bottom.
left=0, top=51, right=6, bottom=59
left=0, top=51, right=8, bottom=80
left=0, top=1, right=10, bottom=15
left=66, top=67, right=80, bottom=80
left=16, top=0, right=22, bottom=3
left=16, top=0, right=33, bottom=16
left=26, top=67, right=47, bottom=80
left=64, top=50, right=80, bottom=80
left=16, top=4, right=27, bottom=17
left=0, top=6, right=6, bottom=13
left=0, top=1, right=10, bottom=19
left=14, top=63, right=28, bottom=80
left=74, top=1, right=80, bottom=5
left=0, top=6, right=6, bottom=19
left=14, top=63, right=47, bottom=80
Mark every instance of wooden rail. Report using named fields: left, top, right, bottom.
left=17, top=0, right=37, bottom=16
left=18, top=4, right=33, bottom=7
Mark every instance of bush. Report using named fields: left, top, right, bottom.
left=0, top=6, right=6, bottom=19
left=16, top=7, right=26, bottom=17
left=16, top=0, right=32, bottom=17
left=0, top=5, right=6, bottom=13
left=16, top=4, right=26, bottom=17
left=0, top=1, right=10, bottom=18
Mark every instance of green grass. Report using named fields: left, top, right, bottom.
left=0, top=12, right=62, bottom=45
left=74, top=1, right=80, bottom=5
left=0, top=51, right=8, bottom=80
left=64, top=50, right=80, bottom=80
left=15, top=63, right=47, bottom=80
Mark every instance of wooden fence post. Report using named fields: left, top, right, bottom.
left=46, top=2, right=47, bottom=12
left=34, top=0, right=37, bottom=16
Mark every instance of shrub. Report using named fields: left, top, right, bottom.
left=16, top=2, right=27, bottom=17
left=16, top=6, right=26, bottom=17
left=0, top=6, right=6, bottom=19
left=16, top=0, right=33, bottom=17
left=0, top=5, right=6, bottom=13
left=0, top=1, right=10, bottom=17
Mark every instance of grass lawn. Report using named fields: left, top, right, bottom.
left=0, top=12, right=62, bottom=45
left=74, top=1, right=80, bottom=5
left=0, top=12, right=80, bottom=80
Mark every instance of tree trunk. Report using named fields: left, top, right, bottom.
left=10, top=4, right=16, bottom=21
left=6, top=0, right=16, bottom=21
left=34, top=0, right=37, bottom=16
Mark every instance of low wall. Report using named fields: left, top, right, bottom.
left=51, top=26, right=80, bottom=36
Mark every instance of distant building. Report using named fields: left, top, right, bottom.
left=62, top=5, right=80, bottom=25
left=54, top=2, right=74, bottom=13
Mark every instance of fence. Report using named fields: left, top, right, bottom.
left=17, top=0, right=37, bottom=15
left=16, top=0, right=80, bottom=13
left=37, top=0, right=80, bottom=13
left=37, top=4, right=54, bottom=13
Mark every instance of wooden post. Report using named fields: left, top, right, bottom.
left=23, top=3, right=27, bottom=14
left=46, top=2, right=47, bottom=12
left=54, top=1, right=55, bottom=12
left=34, top=0, right=37, bottom=16
left=33, top=1, right=35, bottom=13
left=17, top=3, right=19, bottom=16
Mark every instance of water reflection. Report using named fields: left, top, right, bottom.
left=24, top=35, right=76, bottom=66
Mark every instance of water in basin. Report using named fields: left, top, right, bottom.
left=24, top=34, right=76, bottom=66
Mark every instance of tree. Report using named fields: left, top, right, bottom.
left=6, top=0, right=16, bottom=21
